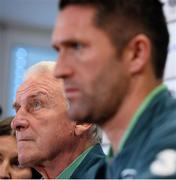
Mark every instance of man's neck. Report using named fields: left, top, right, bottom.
left=35, top=153, right=77, bottom=178
left=102, top=78, right=162, bottom=153
left=35, top=142, right=92, bottom=178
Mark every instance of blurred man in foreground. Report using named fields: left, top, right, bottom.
left=53, top=0, right=176, bottom=178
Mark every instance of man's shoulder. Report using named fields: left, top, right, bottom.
left=149, top=89, right=176, bottom=125
left=81, top=143, right=106, bottom=165
left=107, top=91, right=176, bottom=178
left=70, top=144, right=106, bottom=179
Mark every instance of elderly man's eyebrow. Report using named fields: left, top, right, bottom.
left=12, top=92, right=50, bottom=109
left=27, top=92, right=49, bottom=100
left=27, top=92, right=50, bottom=102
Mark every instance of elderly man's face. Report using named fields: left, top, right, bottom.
left=11, top=75, right=76, bottom=167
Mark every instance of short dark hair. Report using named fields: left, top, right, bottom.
left=0, top=117, right=15, bottom=136
left=59, top=0, right=169, bottom=79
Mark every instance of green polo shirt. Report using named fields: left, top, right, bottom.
left=56, top=146, right=93, bottom=179
left=118, top=84, right=167, bottom=152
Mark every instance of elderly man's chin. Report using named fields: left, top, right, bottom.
left=19, top=156, right=42, bottom=169
left=18, top=148, right=40, bottom=167
left=18, top=155, right=32, bottom=167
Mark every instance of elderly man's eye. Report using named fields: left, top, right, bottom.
left=33, top=101, right=42, bottom=110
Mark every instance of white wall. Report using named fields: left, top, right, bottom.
left=0, top=25, right=7, bottom=117
left=163, top=1, right=176, bottom=96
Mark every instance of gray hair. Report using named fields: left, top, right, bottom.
left=24, top=61, right=56, bottom=80
left=24, top=61, right=68, bottom=108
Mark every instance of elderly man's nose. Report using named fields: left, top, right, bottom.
left=11, top=116, right=29, bottom=131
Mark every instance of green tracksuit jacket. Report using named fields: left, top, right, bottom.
left=107, top=85, right=176, bottom=179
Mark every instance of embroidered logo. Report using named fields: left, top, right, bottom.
left=150, top=149, right=176, bottom=176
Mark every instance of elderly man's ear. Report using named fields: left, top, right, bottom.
left=74, top=123, right=92, bottom=136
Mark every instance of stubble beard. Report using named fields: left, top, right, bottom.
left=67, top=91, right=119, bottom=126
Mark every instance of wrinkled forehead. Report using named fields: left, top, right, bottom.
left=16, top=77, right=62, bottom=102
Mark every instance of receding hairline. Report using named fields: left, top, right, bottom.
left=20, top=61, right=69, bottom=110
left=23, top=61, right=65, bottom=92
left=24, top=61, right=56, bottom=80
